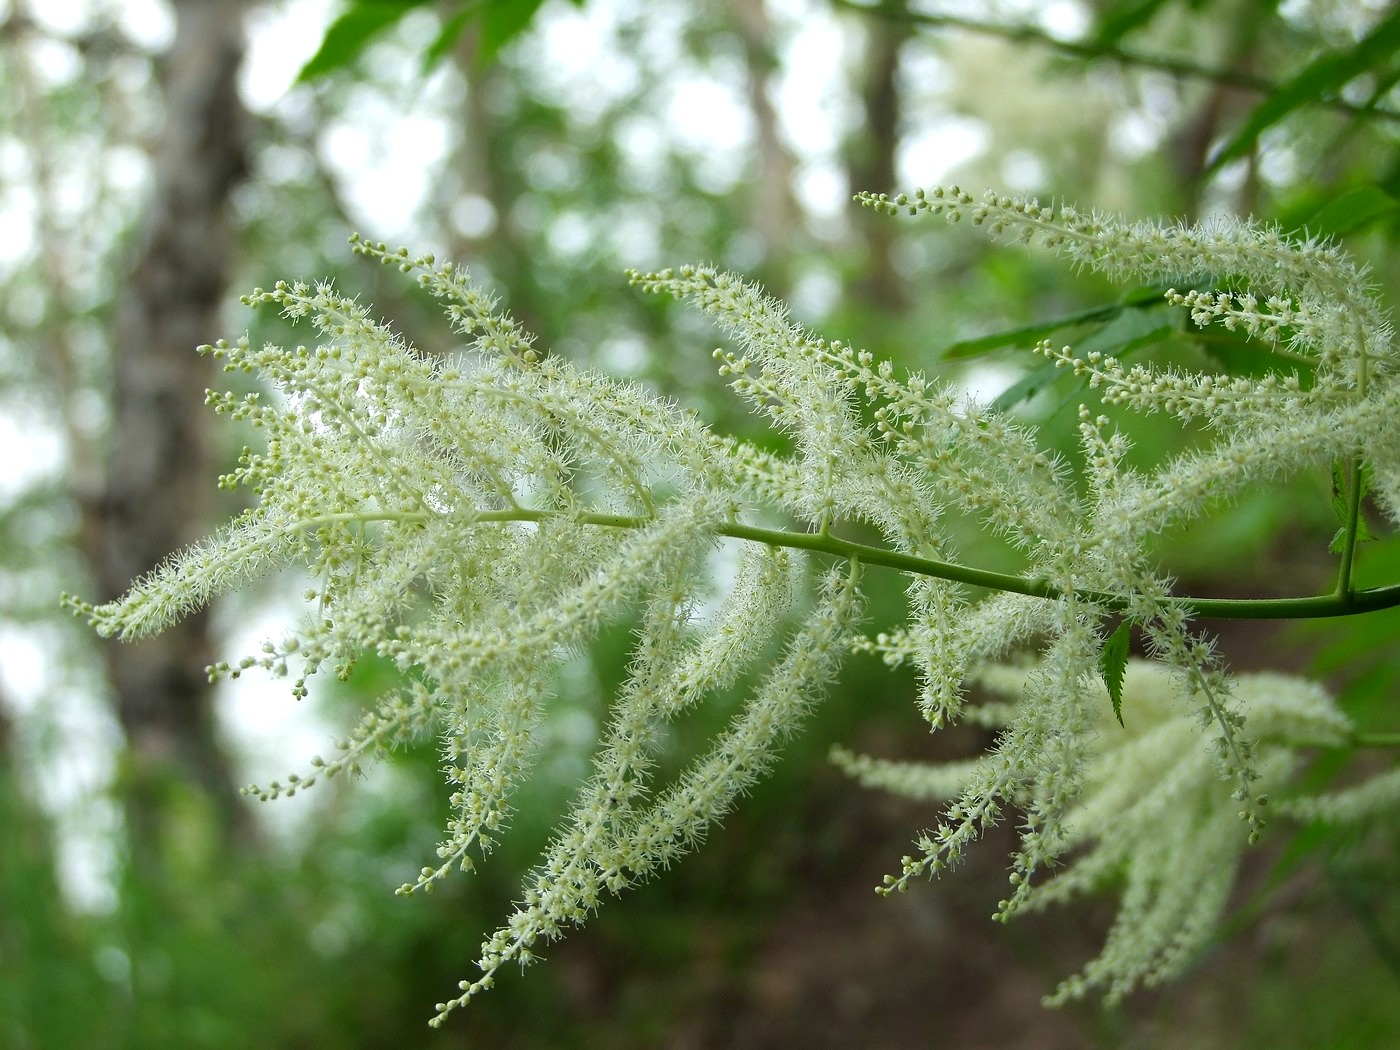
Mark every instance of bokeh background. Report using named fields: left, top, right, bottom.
left=2, top=0, right=1399, bottom=1046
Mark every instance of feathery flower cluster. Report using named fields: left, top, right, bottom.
left=834, top=660, right=1357, bottom=1003
left=68, top=192, right=1400, bottom=1021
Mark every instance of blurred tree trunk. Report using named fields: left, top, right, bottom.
left=847, top=5, right=911, bottom=312
left=78, top=0, right=253, bottom=871
left=438, top=29, right=551, bottom=350
left=1170, top=12, right=1264, bottom=217
left=728, top=0, right=801, bottom=295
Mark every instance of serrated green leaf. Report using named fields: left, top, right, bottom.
left=1328, top=525, right=1346, bottom=554
left=1331, top=459, right=1348, bottom=521
left=1329, top=516, right=1375, bottom=554
left=296, top=0, right=436, bottom=84
left=1328, top=459, right=1376, bottom=552
left=1100, top=621, right=1132, bottom=728
left=1208, top=11, right=1400, bottom=172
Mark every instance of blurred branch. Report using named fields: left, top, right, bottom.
left=832, top=0, right=1400, bottom=124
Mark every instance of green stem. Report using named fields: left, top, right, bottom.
left=713, top=519, right=1400, bottom=620
left=310, top=507, right=1400, bottom=620
left=1334, top=456, right=1366, bottom=602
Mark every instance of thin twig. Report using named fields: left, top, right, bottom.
left=832, top=0, right=1400, bottom=124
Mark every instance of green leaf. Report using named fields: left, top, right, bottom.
left=1091, top=0, right=1173, bottom=43
left=477, top=0, right=549, bottom=64
left=299, top=0, right=556, bottom=82
left=1100, top=621, right=1132, bottom=728
left=1328, top=522, right=1375, bottom=555
left=990, top=306, right=1174, bottom=412
left=986, top=362, right=1059, bottom=414
left=1330, top=459, right=1347, bottom=521
left=1208, top=11, right=1400, bottom=172
left=296, top=0, right=435, bottom=84
left=943, top=285, right=1169, bottom=360
left=1328, top=459, right=1376, bottom=553
left=1304, top=185, right=1400, bottom=239
left=421, top=6, right=479, bottom=73
left=945, top=313, right=1096, bottom=361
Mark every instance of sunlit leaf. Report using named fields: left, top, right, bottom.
left=477, top=0, right=549, bottom=64
left=299, top=0, right=560, bottom=81
left=296, top=0, right=435, bottom=84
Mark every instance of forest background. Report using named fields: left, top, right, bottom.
left=2, top=0, right=1399, bottom=1046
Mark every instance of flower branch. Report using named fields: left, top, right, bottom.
left=69, top=190, right=1400, bottom=1023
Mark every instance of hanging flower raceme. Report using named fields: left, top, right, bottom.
left=68, top=193, right=1400, bottom=1023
